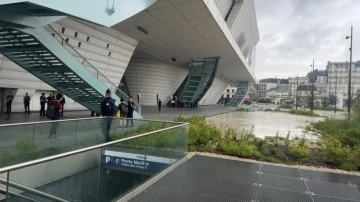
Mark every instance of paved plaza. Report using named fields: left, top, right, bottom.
left=0, top=105, right=236, bottom=125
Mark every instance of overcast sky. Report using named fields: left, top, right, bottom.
left=254, top=0, right=360, bottom=80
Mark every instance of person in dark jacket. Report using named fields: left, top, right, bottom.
left=23, top=93, right=31, bottom=114
left=60, top=96, right=66, bottom=116
left=101, top=89, right=116, bottom=142
left=126, top=97, right=136, bottom=127
left=49, top=93, right=63, bottom=138
left=5, top=92, right=13, bottom=120
left=40, top=93, right=46, bottom=116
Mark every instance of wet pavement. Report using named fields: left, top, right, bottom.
left=0, top=105, right=235, bottom=125
left=207, top=111, right=324, bottom=140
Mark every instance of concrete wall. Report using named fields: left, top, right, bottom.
left=125, top=59, right=188, bottom=106
left=199, top=78, right=228, bottom=105
left=6, top=149, right=101, bottom=194
left=51, top=18, right=138, bottom=86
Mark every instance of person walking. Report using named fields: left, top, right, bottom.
left=23, top=93, right=31, bottom=114
left=158, top=98, right=162, bottom=112
left=126, top=96, right=136, bottom=127
left=5, top=92, right=13, bottom=120
left=60, top=96, right=65, bottom=116
left=40, top=93, right=46, bottom=116
left=118, top=98, right=128, bottom=128
left=49, top=93, right=63, bottom=138
left=101, top=89, right=116, bottom=142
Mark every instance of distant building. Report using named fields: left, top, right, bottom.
left=327, top=61, right=360, bottom=104
left=223, top=85, right=238, bottom=99
left=288, top=77, right=308, bottom=97
left=259, top=78, right=278, bottom=98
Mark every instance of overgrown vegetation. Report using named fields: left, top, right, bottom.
left=289, top=109, right=320, bottom=117
left=180, top=98, right=360, bottom=171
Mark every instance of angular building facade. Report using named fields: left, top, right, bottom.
left=0, top=0, right=259, bottom=113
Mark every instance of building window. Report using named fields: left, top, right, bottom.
left=86, top=36, right=90, bottom=42
left=65, top=38, right=69, bottom=43
left=106, top=44, right=110, bottom=49
left=232, top=89, right=235, bottom=93
left=227, top=89, right=230, bottom=92
left=78, top=42, right=81, bottom=48
left=74, top=32, right=78, bottom=38
left=108, top=52, right=111, bottom=57
left=61, top=27, right=65, bottom=34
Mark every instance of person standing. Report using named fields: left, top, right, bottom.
left=126, top=96, right=136, bottom=127
left=101, top=89, right=115, bottom=142
left=60, top=96, right=65, bottom=116
left=158, top=98, right=162, bottom=112
left=5, top=92, right=13, bottom=120
left=40, top=93, right=46, bottom=116
left=23, top=93, right=31, bottom=114
left=49, top=93, right=63, bottom=138
left=118, top=98, right=128, bottom=128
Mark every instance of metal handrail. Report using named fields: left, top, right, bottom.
left=0, top=117, right=186, bottom=128
left=0, top=122, right=189, bottom=173
left=0, top=178, right=69, bottom=202
left=44, top=25, right=139, bottom=107
left=0, top=188, right=39, bottom=202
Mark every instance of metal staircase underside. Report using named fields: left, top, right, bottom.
left=0, top=25, right=133, bottom=114
left=178, top=57, right=219, bottom=102
left=227, top=82, right=250, bottom=107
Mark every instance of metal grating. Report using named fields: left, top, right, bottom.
left=130, top=155, right=360, bottom=202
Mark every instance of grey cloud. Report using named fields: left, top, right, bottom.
left=254, top=0, right=360, bottom=80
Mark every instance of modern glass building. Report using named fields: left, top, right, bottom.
left=0, top=0, right=259, bottom=113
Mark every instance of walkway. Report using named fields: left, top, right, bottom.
left=0, top=105, right=236, bottom=125
left=131, top=154, right=360, bottom=202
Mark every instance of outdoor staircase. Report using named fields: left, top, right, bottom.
left=227, top=82, right=250, bottom=107
left=0, top=24, right=138, bottom=116
left=178, top=57, right=219, bottom=102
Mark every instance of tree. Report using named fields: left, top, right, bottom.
left=307, top=95, right=313, bottom=108
left=328, top=93, right=339, bottom=107
left=321, top=96, right=330, bottom=108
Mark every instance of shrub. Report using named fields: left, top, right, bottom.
left=237, top=140, right=261, bottom=158
left=322, top=139, right=351, bottom=164
left=289, top=145, right=310, bottom=160
left=220, top=141, right=238, bottom=156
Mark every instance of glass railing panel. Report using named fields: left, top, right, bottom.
left=169, top=125, right=189, bottom=165
left=7, top=148, right=102, bottom=202
left=32, top=120, right=77, bottom=159
left=0, top=121, right=188, bottom=202
left=0, top=118, right=183, bottom=169
left=0, top=124, right=36, bottom=168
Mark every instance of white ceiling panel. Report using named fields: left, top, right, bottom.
left=149, top=6, right=185, bottom=24
left=174, top=1, right=209, bottom=20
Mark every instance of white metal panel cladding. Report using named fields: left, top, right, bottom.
left=213, top=0, right=234, bottom=19
left=199, top=78, right=228, bottom=105
left=125, top=59, right=188, bottom=106
left=224, top=0, right=259, bottom=70
left=51, top=18, right=138, bottom=86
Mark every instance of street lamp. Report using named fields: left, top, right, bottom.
left=310, top=59, right=315, bottom=113
left=296, top=74, right=299, bottom=110
left=346, top=25, right=353, bottom=114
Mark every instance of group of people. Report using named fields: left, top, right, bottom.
left=4, top=91, right=65, bottom=120
left=100, top=89, right=136, bottom=142
left=40, top=93, right=66, bottom=117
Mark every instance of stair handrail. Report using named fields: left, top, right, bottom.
left=43, top=25, right=138, bottom=106
left=0, top=177, right=69, bottom=202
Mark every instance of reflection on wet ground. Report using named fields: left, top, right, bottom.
left=206, top=111, right=325, bottom=141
